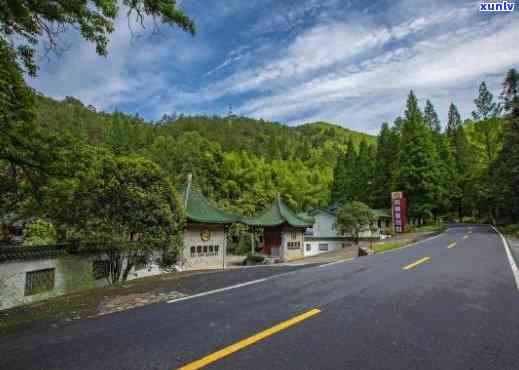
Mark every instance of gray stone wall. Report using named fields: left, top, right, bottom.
left=0, top=256, right=95, bottom=310
left=0, top=252, right=168, bottom=311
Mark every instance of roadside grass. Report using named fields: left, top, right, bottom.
left=0, top=270, right=206, bottom=334
left=373, top=240, right=410, bottom=253
left=500, top=223, right=519, bottom=238
left=408, top=224, right=443, bottom=233
left=372, top=224, right=445, bottom=254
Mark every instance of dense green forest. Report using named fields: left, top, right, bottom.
left=32, top=94, right=374, bottom=215
left=20, top=66, right=519, bottom=226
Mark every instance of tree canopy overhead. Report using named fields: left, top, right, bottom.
left=1, top=0, right=195, bottom=75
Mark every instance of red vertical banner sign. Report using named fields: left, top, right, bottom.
left=392, top=192, right=406, bottom=233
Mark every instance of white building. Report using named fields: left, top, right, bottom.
left=302, top=206, right=392, bottom=257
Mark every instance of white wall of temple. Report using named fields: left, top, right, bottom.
left=303, top=239, right=350, bottom=257
left=179, top=223, right=226, bottom=270
left=281, top=227, right=304, bottom=261
left=309, top=211, right=391, bottom=240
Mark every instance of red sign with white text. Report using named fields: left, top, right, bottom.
left=392, top=192, right=406, bottom=233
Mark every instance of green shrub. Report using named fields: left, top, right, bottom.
left=245, top=254, right=265, bottom=265
left=23, top=219, right=57, bottom=246
left=501, top=224, right=519, bottom=238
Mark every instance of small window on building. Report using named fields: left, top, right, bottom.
left=197, top=246, right=202, bottom=255
left=203, top=246, right=208, bottom=255
left=190, top=246, right=196, bottom=257
left=209, top=245, right=214, bottom=253
left=93, top=260, right=110, bottom=280
left=214, top=245, right=220, bottom=255
left=318, top=243, right=329, bottom=251
left=25, top=268, right=55, bottom=296
left=306, top=244, right=311, bottom=251
left=332, top=223, right=336, bottom=231
left=287, top=241, right=299, bottom=250
left=290, top=232, right=298, bottom=240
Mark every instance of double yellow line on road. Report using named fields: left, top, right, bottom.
left=177, top=308, right=321, bottom=370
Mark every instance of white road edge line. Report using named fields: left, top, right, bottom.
left=492, top=226, right=519, bottom=292
left=318, top=258, right=354, bottom=268
left=167, top=278, right=268, bottom=304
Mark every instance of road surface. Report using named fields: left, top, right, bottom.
left=1, top=224, right=518, bottom=370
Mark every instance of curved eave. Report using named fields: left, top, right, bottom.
left=187, top=215, right=239, bottom=225
left=242, top=219, right=285, bottom=227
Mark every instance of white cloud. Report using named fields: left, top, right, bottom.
left=27, top=0, right=519, bottom=134
left=234, top=16, right=519, bottom=131
left=28, top=9, right=208, bottom=113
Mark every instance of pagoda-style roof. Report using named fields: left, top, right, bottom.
left=181, top=180, right=240, bottom=225
left=243, top=196, right=313, bottom=228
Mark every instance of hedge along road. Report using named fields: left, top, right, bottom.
left=1, top=224, right=518, bottom=370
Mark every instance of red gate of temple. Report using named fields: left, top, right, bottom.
left=262, top=226, right=282, bottom=255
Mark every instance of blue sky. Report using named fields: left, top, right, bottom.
left=29, top=0, right=519, bottom=134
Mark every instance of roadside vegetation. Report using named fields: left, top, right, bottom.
left=500, top=224, right=519, bottom=238
left=371, top=224, right=445, bottom=254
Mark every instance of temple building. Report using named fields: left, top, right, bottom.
left=244, top=196, right=314, bottom=261
left=177, top=177, right=240, bottom=271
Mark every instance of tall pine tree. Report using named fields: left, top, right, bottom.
left=447, top=102, right=473, bottom=219
left=424, top=100, right=442, bottom=133
left=352, top=139, right=375, bottom=205
left=372, top=122, right=400, bottom=209
left=331, top=139, right=357, bottom=204
left=396, top=91, right=442, bottom=220
left=495, top=69, right=519, bottom=221
left=471, top=81, right=503, bottom=221
left=424, top=100, right=453, bottom=218
left=472, top=82, right=500, bottom=121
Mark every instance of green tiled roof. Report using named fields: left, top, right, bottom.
left=297, top=212, right=315, bottom=224
left=181, top=183, right=240, bottom=225
left=243, top=197, right=313, bottom=228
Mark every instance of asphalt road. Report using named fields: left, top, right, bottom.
left=1, top=224, right=519, bottom=370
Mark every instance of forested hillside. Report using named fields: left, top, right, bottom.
left=33, top=94, right=375, bottom=214
left=329, top=73, right=519, bottom=225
